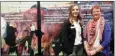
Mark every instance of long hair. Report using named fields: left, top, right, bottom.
left=68, top=4, right=83, bottom=27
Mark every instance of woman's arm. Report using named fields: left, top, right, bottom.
left=83, top=24, right=89, bottom=51
left=96, top=22, right=111, bottom=52
left=84, top=41, right=91, bottom=56
left=84, top=41, right=89, bottom=51
left=83, top=25, right=90, bottom=55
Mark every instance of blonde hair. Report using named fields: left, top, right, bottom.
left=68, top=4, right=83, bottom=26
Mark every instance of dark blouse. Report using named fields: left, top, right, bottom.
left=60, top=20, right=84, bottom=55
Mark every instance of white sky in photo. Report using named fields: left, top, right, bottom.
left=1, top=2, right=37, bottom=13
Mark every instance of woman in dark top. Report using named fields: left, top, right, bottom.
left=61, top=4, right=85, bottom=56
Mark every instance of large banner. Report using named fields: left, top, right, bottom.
left=0, top=1, right=114, bottom=56
left=40, top=1, right=113, bottom=56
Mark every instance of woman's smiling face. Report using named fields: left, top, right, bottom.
left=71, top=6, right=79, bottom=18
left=92, top=8, right=101, bottom=20
left=91, top=5, right=101, bottom=21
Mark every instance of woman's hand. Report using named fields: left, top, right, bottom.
left=89, top=50, right=97, bottom=56
left=86, top=50, right=91, bottom=56
left=84, top=41, right=91, bottom=56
